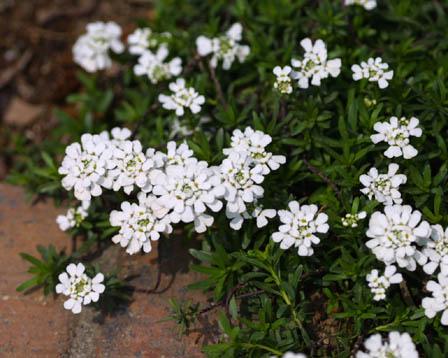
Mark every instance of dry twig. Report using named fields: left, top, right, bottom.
left=302, top=158, right=342, bottom=200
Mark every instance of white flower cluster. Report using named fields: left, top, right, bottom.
left=59, top=132, right=112, bottom=201
left=356, top=332, right=418, bottom=358
left=108, top=139, right=221, bottom=254
left=272, top=38, right=341, bottom=94
left=218, top=127, right=285, bottom=228
left=56, top=201, right=90, bottom=231
left=73, top=21, right=124, bottom=73
left=218, top=152, right=264, bottom=216
left=273, top=66, right=293, bottom=94
left=360, top=164, right=407, bottom=205
left=59, top=128, right=165, bottom=201
left=345, top=0, right=377, bottom=10
left=158, top=78, right=205, bottom=116
left=152, top=158, right=224, bottom=233
left=108, top=136, right=155, bottom=195
left=110, top=192, right=172, bottom=255
left=134, top=46, right=182, bottom=84
left=128, top=26, right=182, bottom=84
left=352, top=57, right=394, bottom=89
left=290, top=38, right=341, bottom=89
left=272, top=201, right=329, bottom=256
left=371, top=116, right=422, bottom=159
left=196, top=23, right=250, bottom=70
left=366, top=265, right=402, bottom=301
left=127, top=27, right=172, bottom=55
left=341, top=211, right=367, bottom=228
left=366, top=205, right=430, bottom=271
left=223, top=127, right=286, bottom=175
left=56, top=263, right=105, bottom=314
left=72, top=126, right=285, bottom=254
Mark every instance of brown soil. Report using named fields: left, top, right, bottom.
left=0, top=0, right=154, bottom=178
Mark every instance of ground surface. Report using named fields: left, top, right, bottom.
left=0, top=0, right=154, bottom=179
left=0, top=183, right=211, bottom=357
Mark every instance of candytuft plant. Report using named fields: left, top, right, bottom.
left=11, top=0, right=448, bottom=356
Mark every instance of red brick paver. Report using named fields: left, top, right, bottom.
left=94, top=241, right=210, bottom=358
left=0, top=183, right=71, bottom=356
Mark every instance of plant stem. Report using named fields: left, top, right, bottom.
left=206, top=60, right=228, bottom=110
left=241, top=343, right=283, bottom=356
left=399, top=280, right=415, bottom=307
left=269, top=266, right=311, bottom=346
left=302, top=158, right=342, bottom=200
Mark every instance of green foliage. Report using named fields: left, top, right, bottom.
left=10, top=0, right=448, bottom=356
left=17, top=245, right=68, bottom=295
left=167, top=298, right=201, bottom=334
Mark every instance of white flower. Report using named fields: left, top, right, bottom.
left=223, top=127, right=286, bottom=175
left=290, top=38, right=341, bottom=89
left=58, top=133, right=113, bottom=201
left=56, top=201, right=90, bottom=231
left=352, top=57, right=394, bottom=89
left=366, top=205, right=430, bottom=271
left=110, top=127, right=132, bottom=142
left=360, top=163, right=407, bottom=205
left=134, top=46, right=182, bottom=84
left=55, top=263, right=105, bottom=314
left=341, top=211, right=367, bottom=228
left=366, top=265, right=403, bottom=301
left=158, top=78, right=205, bottom=116
left=218, top=152, right=265, bottom=216
left=145, top=147, right=167, bottom=169
left=371, top=116, right=422, bottom=159
left=422, top=273, right=448, bottom=325
left=345, top=0, right=377, bottom=10
left=73, top=21, right=124, bottom=73
left=273, top=66, right=293, bottom=94
left=253, top=206, right=277, bottom=228
left=421, top=225, right=448, bottom=275
left=128, top=27, right=153, bottom=55
left=127, top=28, right=171, bottom=55
left=196, top=23, right=250, bottom=70
left=152, top=160, right=223, bottom=233
left=107, top=139, right=155, bottom=195
left=356, top=332, right=418, bottom=358
left=165, top=141, right=195, bottom=166
left=227, top=201, right=276, bottom=230
left=110, top=192, right=172, bottom=255
left=272, top=201, right=329, bottom=256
